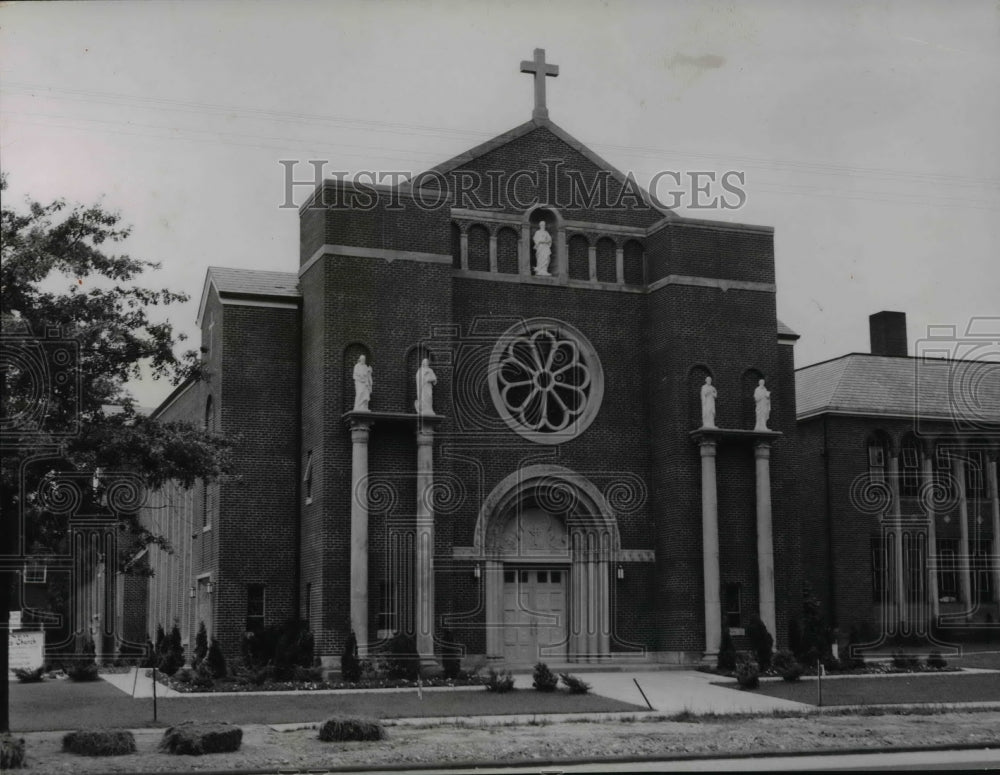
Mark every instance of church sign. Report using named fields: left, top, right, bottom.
left=8, top=630, right=45, bottom=674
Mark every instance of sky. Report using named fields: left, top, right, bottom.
left=2, top=0, right=998, bottom=409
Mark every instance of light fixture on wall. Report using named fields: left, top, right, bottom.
left=207, top=580, right=214, bottom=595
left=616, top=564, right=624, bottom=581
left=189, top=586, right=196, bottom=599
left=473, top=563, right=481, bottom=579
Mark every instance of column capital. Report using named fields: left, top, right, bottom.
left=416, top=424, right=436, bottom=445
left=699, top=439, right=718, bottom=457
left=754, top=440, right=772, bottom=459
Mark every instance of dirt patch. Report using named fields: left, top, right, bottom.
left=14, top=710, right=1000, bottom=772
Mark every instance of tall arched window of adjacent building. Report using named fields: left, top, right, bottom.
left=866, top=431, right=890, bottom=485
left=900, top=434, right=921, bottom=497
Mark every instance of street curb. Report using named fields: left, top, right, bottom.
left=74, top=740, right=1000, bottom=775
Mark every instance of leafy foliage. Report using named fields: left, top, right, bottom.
left=193, top=621, right=208, bottom=668
left=206, top=637, right=227, bottom=679
left=532, top=662, right=559, bottom=692
left=789, top=585, right=831, bottom=666
left=386, top=632, right=420, bottom=680
left=484, top=668, right=515, bottom=693
left=772, top=649, right=803, bottom=682
left=241, top=620, right=314, bottom=680
left=1, top=734, right=26, bottom=769
left=341, top=631, right=361, bottom=682
left=318, top=717, right=386, bottom=742
left=440, top=629, right=462, bottom=680
left=559, top=673, right=591, bottom=694
left=62, top=730, right=136, bottom=757
left=734, top=654, right=760, bottom=689
left=159, top=722, right=242, bottom=755
left=156, top=624, right=185, bottom=676
left=927, top=651, right=948, bottom=669
left=746, top=615, right=774, bottom=670
left=717, top=626, right=737, bottom=672
left=12, top=667, right=44, bottom=684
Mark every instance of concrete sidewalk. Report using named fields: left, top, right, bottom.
left=102, top=667, right=808, bottom=714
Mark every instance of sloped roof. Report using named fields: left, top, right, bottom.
left=796, top=353, right=1000, bottom=422
left=208, top=267, right=301, bottom=298
left=777, top=318, right=799, bottom=339
left=400, top=117, right=675, bottom=219
left=196, top=267, right=300, bottom=326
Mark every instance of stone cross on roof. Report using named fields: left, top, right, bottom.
left=520, top=48, right=559, bottom=120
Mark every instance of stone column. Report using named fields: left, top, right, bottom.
left=990, top=456, right=1000, bottom=614
left=921, top=441, right=940, bottom=621
left=415, top=422, right=436, bottom=661
left=556, top=229, right=568, bottom=282
left=587, top=531, right=599, bottom=661
left=887, top=453, right=907, bottom=626
left=349, top=417, right=374, bottom=655
left=570, top=532, right=584, bottom=662
left=615, top=246, right=624, bottom=284
left=754, top=441, right=777, bottom=641
left=700, top=438, right=721, bottom=659
left=953, top=456, right=973, bottom=618
left=488, top=232, right=498, bottom=273
left=598, top=532, right=611, bottom=659
left=587, top=244, right=597, bottom=282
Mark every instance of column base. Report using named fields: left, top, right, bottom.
left=700, top=651, right=719, bottom=666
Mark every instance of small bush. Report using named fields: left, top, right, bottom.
left=532, top=662, right=559, bottom=692
left=772, top=649, right=803, bottom=681
left=1, top=734, right=26, bottom=769
left=191, top=661, right=215, bottom=690
left=173, top=667, right=194, bottom=684
left=781, top=662, right=804, bottom=682
left=318, top=717, right=386, bottom=742
left=891, top=650, right=920, bottom=670
left=193, top=622, right=208, bottom=668
left=387, top=632, right=420, bottom=680
left=206, top=637, right=227, bottom=678
left=159, top=722, right=242, bottom=755
left=746, top=615, right=774, bottom=670
left=927, top=650, right=948, bottom=669
left=484, top=668, right=515, bottom=693
left=62, top=730, right=136, bottom=757
left=293, top=665, right=324, bottom=683
left=717, top=627, right=737, bottom=672
left=559, top=673, right=591, bottom=694
left=341, top=631, right=361, bottom=682
left=13, top=666, right=44, bottom=683
left=67, top=661, right=100, bottom=682
left=735, top=655, right=760, bottom=689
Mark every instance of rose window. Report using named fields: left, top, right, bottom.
left=489, top=319, right=603, bottom=444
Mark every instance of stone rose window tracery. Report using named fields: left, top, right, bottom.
left=489, top=318, right=604, bottom=444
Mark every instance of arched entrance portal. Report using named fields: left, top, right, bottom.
left=474, top=465, right=619, bottom=664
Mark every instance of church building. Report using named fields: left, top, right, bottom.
left=134, top=49, right=807, bottom=668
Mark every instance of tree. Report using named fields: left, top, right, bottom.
left=0, top=175, right=233, bottom=731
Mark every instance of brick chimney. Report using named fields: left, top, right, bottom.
left=869, top=311, right=908, bottom=357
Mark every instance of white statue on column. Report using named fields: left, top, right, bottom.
left=533, top=221, right=552, bottom=276
left=700, top=376, right=717, bottom=428
left=414, top=358, right=437, bottom=415
left=754, top=378, right=771, bottom=431
left=353, top=355, right=373, bottom=411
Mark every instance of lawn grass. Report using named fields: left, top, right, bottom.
left=11, top=678, right=644, bottom=732
left=736, top=672, right=1000, bottom=706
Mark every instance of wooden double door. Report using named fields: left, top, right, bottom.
left=501, top=567, right=568, bottom=664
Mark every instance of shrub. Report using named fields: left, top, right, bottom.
left=532, top=662, right=559, bottom=692
left=772, top=649, right=803, bottom=681
left=293, top=665, right=324, bottom=683
left=387, top=632, right=420, bottom=680
left=318, top=717, right=386, bottom=742
left=242, top=620, right=314, bottom=679
left=173, top=667, right=194, bottom=684
left=559, top=673, right=591, bottom=694
left=927, top=650, right=948, bottom=669
left=1, top=734, right=26, bottom=770
left=191, top=661, right=215, bottom=690
left=735, top=654, right=760, bottom=689
left=159, top=722, right=242, bottom=755
left=792, top=585, right=830, bottom=667
left=193, top=621, right=208, bottom=668
left=891, top=650, right=920, bottom=670
left=484, top=668, right=515, bottom=693
left=13, top=666, right=44, bottom=683
left=206, top=637, right=227, bottom=678
left=440, top=629, right=462, bottom=680
left=717, top=627, right=737, bottom=672
left=746, top=615, right=774, bottom=670
left=62, top=730, right=136, bottom=757
left=157, top=625, right=185, bottom=676
left=67, top=661, right=100, bottom=682
left=141, top=638, right=156, bottom=669
left=341, top=631, right=361, bottom=682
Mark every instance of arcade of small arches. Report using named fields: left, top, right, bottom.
left=450, top=207, right=646, bottom=287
